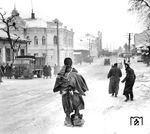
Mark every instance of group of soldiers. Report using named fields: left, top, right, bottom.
left=107, top=59, right=136, bottom=102
left=0, top=63, right=14, bottom=83
left=42, top=65, right=52, bottom=78
left=42, top=64, right=59, bottom=78
left=0, top=63, right=59, bottom=81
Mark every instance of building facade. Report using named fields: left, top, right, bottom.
left=7, top=8, right=74, bottom=66
left=0, top=31, right=28, bottom=64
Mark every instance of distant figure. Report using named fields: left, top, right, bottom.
left=79, top=59, right=82, bottom=65
left=47, top=65, right=52, bottom=78
left=0, top=66, right=4, bottom=84
left=5, top=63, right=12, bottom=79
left=53, top=57, right=88, bottom=127
left=107, top=63, right=122, bottom=97
left=43, top=65, right=48, bottom=79
left=121, top=63, right=136, bottom=102
left=89, top=56, right=93, bottom=64
left=0, top=65, right=5, bottom=76
left=53, top=64, right=58, bottom=77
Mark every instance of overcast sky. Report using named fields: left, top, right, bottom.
left=0, top=0, right=144, bottom=49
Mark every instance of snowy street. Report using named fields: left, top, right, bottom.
left=0, top=57, right=150, bottom=134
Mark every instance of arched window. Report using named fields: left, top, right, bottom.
left=53, top=36, right=57, bottom=45
left=26, top=36, right=30, bottom=45
left=42, top=36, right=46, bottom=45
left=26, top=36, right=30, bottom=40
left=34, top=36, right=38, bottom=45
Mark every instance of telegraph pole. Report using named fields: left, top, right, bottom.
left=128, top=33, right=131, bottom=63
left=54, top=19, right=60, bottom=69
left=56, top=20, right=60, bottom=68
left=87, top=38, right=91, bottom=56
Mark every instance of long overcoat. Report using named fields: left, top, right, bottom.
left=53, top=66, right=89, bottom=114
left=122, top=67, right=136, bottom=95
left=107, top=66, right=122, bottom=94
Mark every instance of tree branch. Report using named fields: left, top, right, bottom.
left=0, top=12, right=7, bottom=24
left=0, top=28, right=7, bottom=33
left=13, top=36, right=20, bottom=48
left=142, top=0, right=150, bottom=9
left=17, top=43, right=21, bottom=53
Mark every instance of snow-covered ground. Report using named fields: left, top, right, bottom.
left=0, top=56, right=150, bottom=134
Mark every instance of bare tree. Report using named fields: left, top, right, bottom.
left=128, top=0, right=150, bottom=27
left=0, top=11, right=22, bottom=63
left=129, top=0, right=150, bottom=65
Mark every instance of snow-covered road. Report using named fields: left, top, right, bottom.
left=0, top=57, right=150, bottom=134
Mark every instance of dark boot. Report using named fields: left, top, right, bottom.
left=64, top=115, right=72, bottom=127
left=130, top=91, right=134, bottom=101
left=71, top=114, right=84, bottom=126
left=124, top=99, right=129, bottom=102
left=124, top=94, right=129, bottom=102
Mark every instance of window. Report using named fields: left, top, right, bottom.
left=34, top=36, right=38, bottom=45
left=26, top=36, right=30, bottom=45
left=53, top=36, right=57, bottom=45
left=42, top=53, right=46, bottom=57
left=34, top=53, right=38, bottom=57
left=42, top=36, right=46, bottom=45
left=6, top=48, right=11, bottom=61
left=20, top=49, right=25, bottom=56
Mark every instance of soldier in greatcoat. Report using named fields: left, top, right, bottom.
left=43, top=65, right=48, bottom=79
left=53, top=57, right=88, bottom=127
left=47, top=65, right=52, bottom=78
left=107, top=63, right=122, bottom=97
left=0, top=66, right=4, bottom=84
left=53, top=64, right=58, bottom=77
left=121, top=63, right=136, bottom=102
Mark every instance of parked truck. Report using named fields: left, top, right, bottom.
left=13, top=55, right=45, bottom=79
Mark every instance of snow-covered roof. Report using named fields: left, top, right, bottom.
left=73, top=52, right=82, bottom=55
left=24, top=18, right=47, bottom=28
left=0, top=30, right=29, bottom=42
left=74, top=43, right=89, bottom=50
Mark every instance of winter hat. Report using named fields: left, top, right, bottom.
left=64, top=57, right=72, bottom=67
left=125, top=63, right=129, bottom=68
left=114, top=63, right=118, bottom=67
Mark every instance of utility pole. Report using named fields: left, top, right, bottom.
left=128, top=33, right=131, bottom=63
left=54, top=18, right=60, bottom=69
left=87, top=38, right=91, bottom=56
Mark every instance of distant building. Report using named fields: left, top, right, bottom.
left=74, top=31, right=102, bottom=58
left=134, top=29, right=150, bottom=47
left=74, top=32, right=102, bottom=64
left=0, top=31, right=28, bottom=64
left=0, top=7, right=74, bottom=66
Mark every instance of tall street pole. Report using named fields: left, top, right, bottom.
left=128, top=33, right=131, bottom=63
left=87, top=38, right=90, bottom=56
left=54, top=19, right=60, bottom=69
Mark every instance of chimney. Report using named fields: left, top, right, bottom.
left=31, top=12, right=35, bottom=19
left=31, top=0, right=35, bottom=19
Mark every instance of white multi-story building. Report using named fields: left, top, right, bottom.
left=2, top=8, right=74, bottom=66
